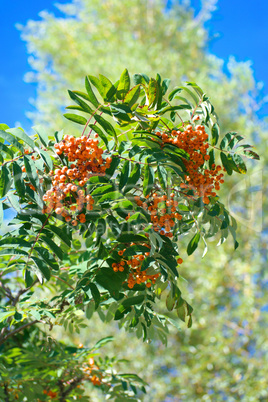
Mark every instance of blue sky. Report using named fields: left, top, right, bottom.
left=0, top=0, right=267, bottom=131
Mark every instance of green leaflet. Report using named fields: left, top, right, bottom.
left=119, top=160, right=131, bottom=190
left=158, top=104, right=191, bottom=114
left=94, top=114, right=117, bottom=139
left=117, top=68, right=131, bottom=100
left=220, top=152, right=233, bottom=175
left=24, top=155, right=40, bottom=190
left=123, top=164, right=141, bottom=194
left=47, top=225, right=71, bottom=247
left=88, top=75, right=107, bottom=100
left=0, top=141, right=14, bottom=158
left=35, top=147, right=53, bottom=171
left=85, top=76, right=100, bottom=108
left=7, top=127, right=35, bottom=150
left=0, top=165, right=12, bottom=198
left=0, top=129, right=24, bottom=152
left=143, top=162, right=154, bottom=197
left=124, top=85, right=141, bottom=108
left=211, top=123, right=219, bottom=146
left=177, top=299, right=193, bottom=328
left=32, top=257, right=51, bottom=281
left=231, top=153, right=247, bottom=174
left=88, top=283, right=101, bottom=310
left=107, top=215, right=121, bottom=237
left=147, top=78, right=159, bottom=108
left=117, top=234, right=148, bottom=243
left=88, top=124, right=108, bottom=147
left=68, top=90, right=93, bottom=114
left=187, top=232, right=200, bottom=255
left=157, top=165, right=168, bottom=190
left=99, top=74, right=117, bottom=101
left=39, top=235, right=64, bottom=260
left=98, top=191, right=123, bottom=203
left=33, top=126, right=49, bottom=147
left=63, top=113, right=88, bottom=125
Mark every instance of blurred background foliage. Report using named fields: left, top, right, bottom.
left=16, top=0, right=268, bottom=400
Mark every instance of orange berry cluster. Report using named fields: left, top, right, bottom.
left=156, top=124, right=224, bottom=204
left=42, top=134, right=112, bottom=225
left=82, top=358, right=102, bottom=386
left=133, top=192, right=182, bottom=238
left=43, top=389, right=57, bottom=398
left=113, top=244, right=160, bottom=289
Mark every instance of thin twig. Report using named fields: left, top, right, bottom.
left=0, top=320, right=39, bottom=346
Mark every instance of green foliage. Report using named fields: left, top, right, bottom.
left=0, top=69, right=262, bottom=400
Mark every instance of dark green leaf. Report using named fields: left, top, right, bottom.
left=117, top=234, right=148, bottom=243
left=47, top=225, right=71, bottom=247
left=31, top=257, right=51, bottom=281
left=107, top=215, right=121, bottom=237
left=40, top=235, right=63, bottom=260
left=88, top=124, right=108, bottom=147
left=124, top=164, right=141, bottom=194
left=211, top=123, right=219, bottom=146
left=0, top=165, right=12, bottom=198
left=208, top=149, right=215, bottom=170
left=94, top=114, right=116, bottom=138
left=121, top=295, right=145, bottom=308
left=96, top=218, right=106, bottom=238
left=161, top=79, right=170, bottom=95
left=143, top=162, right=154, bottom=196
left=119, top=160, right=131, bottom=190
left=220, top=152, right=233, bottom=175
left=88, top=283, right=101, bottom=309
